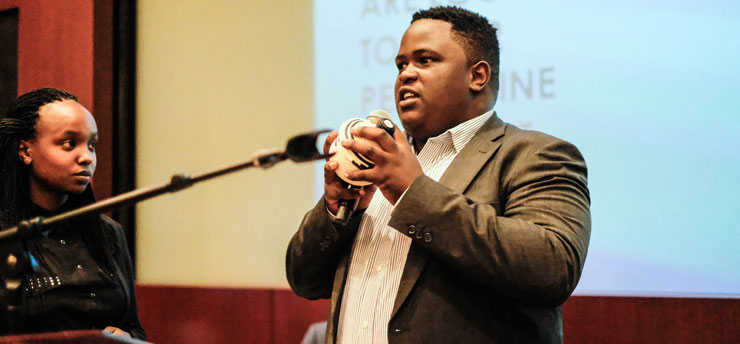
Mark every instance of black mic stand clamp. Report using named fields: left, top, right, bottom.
left=0, top=218, right=42, bottom=334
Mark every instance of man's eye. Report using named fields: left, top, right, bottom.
left=62, top=141, right=76, bottom=149
left=420, top=57, right=433, bottom=64
left=396, top=62, right=407, bottom=71
left=88, top=141, right=97, bottom=151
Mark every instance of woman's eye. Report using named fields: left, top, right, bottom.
left=88, top=142, right=97, bottom=151
left=62, top=141, right=75, bottom=149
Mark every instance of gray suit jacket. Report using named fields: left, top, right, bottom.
left=286, top=113, right=591, bottom=343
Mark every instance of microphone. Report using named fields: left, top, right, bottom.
left=329, top=110, right=396, bottom=225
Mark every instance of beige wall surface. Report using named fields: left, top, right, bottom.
left=136, top=0, right=315, bottom=287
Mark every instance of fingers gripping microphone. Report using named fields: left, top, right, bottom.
left=329, top=110, right=396, bottom=224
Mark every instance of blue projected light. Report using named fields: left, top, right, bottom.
left=314, top=0, right=740, bottom=297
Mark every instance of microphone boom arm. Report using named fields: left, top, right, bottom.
left=0, top=129, right=331, bottom=241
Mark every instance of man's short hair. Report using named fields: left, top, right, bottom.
left=412, top=6, right=500, bottom=93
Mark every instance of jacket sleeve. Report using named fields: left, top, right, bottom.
left=286, top=198, right=362, bottom=300
left=389, top=132, right=591, bottom=306
left=104, top=217, right=146, bottom=340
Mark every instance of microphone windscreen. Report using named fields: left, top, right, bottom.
left=328, top=110, right=392, bottom=186
left=367, top=109, right=390, bottom=120
left=329, top=118, right=375, bottom=186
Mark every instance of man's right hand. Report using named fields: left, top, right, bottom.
left=323, top=130, right=377, bottom=214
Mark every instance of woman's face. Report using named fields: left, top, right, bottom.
left=19, top=100, right=98, bottom=209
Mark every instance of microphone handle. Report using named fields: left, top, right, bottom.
left=335, top=197, right=360, bottom=225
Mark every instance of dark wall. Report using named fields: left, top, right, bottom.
left=0, top=8, right=18, bottom=113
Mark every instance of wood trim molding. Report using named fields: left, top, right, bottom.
left=135, top=285, right=740, bottom=344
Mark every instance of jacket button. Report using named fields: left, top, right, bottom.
left=415, top=231, right=423, bottom=239
left=407, top=225, right=416, bottom=235
left=423, top=232, right=432, bottom=243
left=319, top=240, right=332, bottom=251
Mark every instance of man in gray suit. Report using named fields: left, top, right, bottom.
left=287, top=6, right=590, bottom=343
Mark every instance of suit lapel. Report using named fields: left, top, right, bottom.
left=328, top=251, right=350, bottom=343
left=438, top=115, right=505, bottom=192
left=391, top=113, right=506, bottom=319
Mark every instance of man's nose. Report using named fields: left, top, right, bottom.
left=398, top=66, right=418, bottom=84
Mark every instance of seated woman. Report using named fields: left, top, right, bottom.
left=0, top=88, right=145, bottom=339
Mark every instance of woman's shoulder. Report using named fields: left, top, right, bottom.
left=98, top=215, right=127, bottom=243
left=98, top=214, right=123, bottom=230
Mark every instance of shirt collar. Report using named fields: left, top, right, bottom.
left=411, top=109, right=494, bottom=154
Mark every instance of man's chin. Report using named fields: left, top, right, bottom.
left=398, top=109, right=424, bottom=127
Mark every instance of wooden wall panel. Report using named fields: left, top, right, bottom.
left=136, top=286, right=276, bottom=344
left=136, top=286, right=740, bottom=344
left=273, top=289, right=330, bottom=344
left=11, top=0, right=94, bottom=105
left=562, top=296, right=740, bottom=344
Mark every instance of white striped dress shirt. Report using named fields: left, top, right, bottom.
left=336, top=110, right=494, bottom=343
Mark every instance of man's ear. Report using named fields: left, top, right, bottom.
left=469, top=60, right=491, bottom=93
left=18, top=140, right=32, bottom=165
